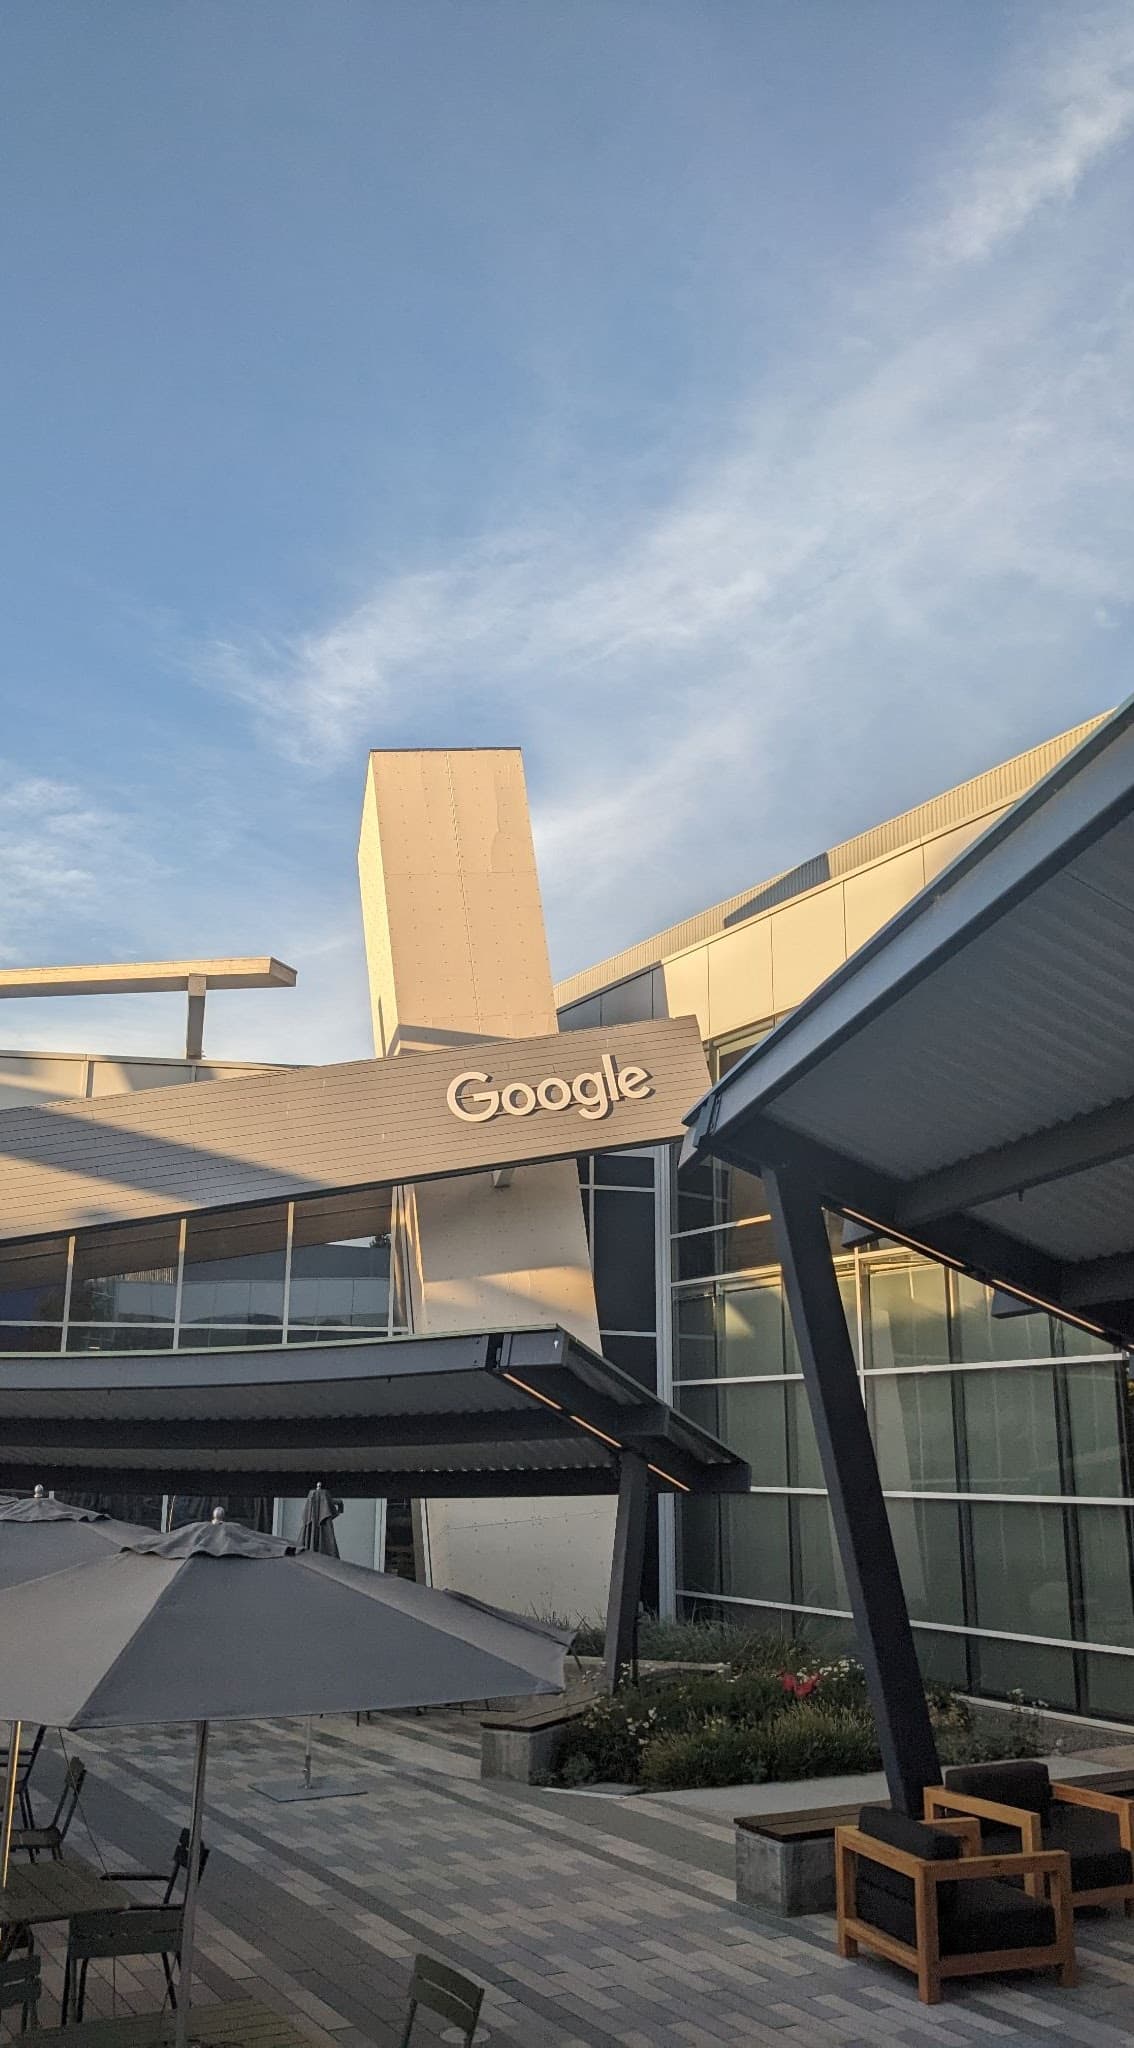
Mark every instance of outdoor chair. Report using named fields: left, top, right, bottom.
left=835, top=1805, right=1076, bottom=2005
left=0, top=1727, right=45, bottom=1830
left=399, top=1953, right=484, bottom=2047
left=61, top=1825, right=209, bottom=2022
left=10, top=1758, right=86, bottom=1862
left=925, top=1760, right=1134, bottom=1914
left=0, top=1927, right=40, bottom=2034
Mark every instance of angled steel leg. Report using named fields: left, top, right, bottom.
left=604, top=1453, right=649, bottom=1691
left=766, top=1166, right=941, bottom=1813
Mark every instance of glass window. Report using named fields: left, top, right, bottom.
left=973, top=1638, right=1076, bottom=1711
left=865, top=1255, right=950, bottom=1370
left=70, top=1220, right=180, bottom=1329
left=721, top=1280, right=792, bottom=1377
left=968, top=1501, right=1072, bottom=1643
left=961, top=1369, right=1061, bottom=1494
left=1076, top=1505, right=1134, bottom=1650
left=0, top=1324, right=62, bottom=1353
left=675, top=1156, right=715, bottom=1236
left=675, top=1290, right=717, bottom=1381
left=719, top=1163, right=768, bottom=1225
left=870, top=1373, right=957, bottom=1491
left=793, top=1498, right=847, bottom=1611
left=786, top=1380, right=824, bottom=1489
left=593, top=1151, right=654, bottom=1188
left=887, top=1499, right=965, bottom=1624
left=1065, top=1363, right=1127, bottom=1497
left=67, top=1324, right=176, bottom=1353
left=592, top=1188, right=655, bottom=1332
left=289, top=1191, right=393, bottom=1331
left=678, top=1495, right=722, bottom=1595
left=720, top=1494, right=792, bottom=1605
left=677, top=1383, right=787, bottom=1489
left=952, top=1272, right=1055, bottom=1362
left=1083, top=1650, right=1134, bottom=1720
left=181, top=1204, right=288, bottom=1336
left=0, top=1238, right=68, bottom=1327
left=916, top=1630, right=970, bottom=1690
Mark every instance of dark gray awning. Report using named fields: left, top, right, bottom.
left=0, top=1326, right=749, bottom=1499
left=684, top=699, right=1134, bottom=1347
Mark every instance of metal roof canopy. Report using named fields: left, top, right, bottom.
left=684, top=697, right=1134, bottom=1349
left=0, top=1326, right=748, bottom=1501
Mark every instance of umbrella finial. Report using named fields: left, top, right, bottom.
left=32, top=1486, right=44, bottom=1501
left=211, top=1506, right=225, bottom=1523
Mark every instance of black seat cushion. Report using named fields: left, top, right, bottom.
left=941, top=1880, right=1056, bottom=1957
left=1046, top=1804, right=1133, bottom=1893
left=853, top=1803, right=1056, bottom=1956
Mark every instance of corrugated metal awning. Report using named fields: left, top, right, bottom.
left=0, top=1326, right=750, bottom=1500
left=684, top=700, right=1134, bottom=1346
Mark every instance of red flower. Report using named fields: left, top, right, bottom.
left=779, top=1670, right=821, bottom=1699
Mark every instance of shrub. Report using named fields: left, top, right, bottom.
left=640, top=1704, right=881, bottom=1791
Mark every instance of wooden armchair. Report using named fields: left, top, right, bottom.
left=925, top=1761, right=1134, bottom=1914
left=836, top=1805, right=1076, bottom=2005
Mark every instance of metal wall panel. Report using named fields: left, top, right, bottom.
left=0, top=1016, right=708, bottom=1245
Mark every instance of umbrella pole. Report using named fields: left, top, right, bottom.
left=0, top=1720, right=20, bottom=1888
left=303, top=1715, right=313, bottom=1791
left=174, top=1719, right=209, bottom=2048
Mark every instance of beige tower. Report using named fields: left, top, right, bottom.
left=359, top=748, right=614, bottom=1616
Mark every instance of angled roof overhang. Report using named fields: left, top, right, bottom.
left=684, top=700, right=1134, bottom=1348
left=0, top=1327, right=749, bottom=1501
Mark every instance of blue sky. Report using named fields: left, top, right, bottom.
left=2, top=2, right=1132, bottom=1064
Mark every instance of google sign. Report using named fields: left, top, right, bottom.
left=446, top=1052, right=653, bottom=1125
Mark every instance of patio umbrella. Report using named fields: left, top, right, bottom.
left=0, top=1488, right=158, bottom=1594
left=0, top=1510, right=571, bottom=2048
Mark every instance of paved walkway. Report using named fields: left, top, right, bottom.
left=8, top=1711, right=1134, bottom=2048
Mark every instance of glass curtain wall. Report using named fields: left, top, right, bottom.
left=672, top=1142, right=1134, bottom=1720
left=0, top=1189, right=409, bottom=1354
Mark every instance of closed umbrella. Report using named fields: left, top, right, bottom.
left=282, top=1483, right=356, bottom=1800
left=0, top=1510, right=571, bottom=2048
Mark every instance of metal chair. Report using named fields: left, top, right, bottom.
left=10, top=1759, right=86, bottom=1862
left=61, top=1826, right=209, bottom=2022
left=0, top=1728, right=45, bottom=1829
left=0, top=1927, right=40, bottom=2034
left=400, top=1954, right=484, bottom=2047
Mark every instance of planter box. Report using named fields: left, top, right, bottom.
left=480, top=1721, right=569, bottom=1784
left=735, top=1805, right=866, bottom=1917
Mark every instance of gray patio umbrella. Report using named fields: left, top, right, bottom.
left=0, top=1488, right=157, bottom=1594
left=0, top=1510, right=571, bottom=2048
left=298, top=1482, right=342, bottom=1558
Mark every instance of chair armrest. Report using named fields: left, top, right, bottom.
left=1053, top=1782, right=1134, bottom=1814
left=99, top=1871, right=168, bottom=1886
left=929, top=1848, right=1072, bottom=1885
left=923, top=1787, right=1041, bottom=1846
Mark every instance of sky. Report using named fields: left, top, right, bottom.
left=2, top=1, right=1133, bottom=1066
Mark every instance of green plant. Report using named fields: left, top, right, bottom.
left=639, top=1704, right=882, bottom=1791
left=640, top=1719, right=769, bottom=1790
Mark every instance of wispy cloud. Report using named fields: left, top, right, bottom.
left=196, top=4, right=1134, bottom=974
left=0, top=773, right=158, bottom=965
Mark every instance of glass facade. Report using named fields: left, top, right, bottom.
left=670, top=1141, right=1134, bottom=1719
left=0, top=1188, right=407, bottom=1355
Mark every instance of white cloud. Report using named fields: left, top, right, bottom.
left=0, top=774, right=155, bottom=964
left=922, top=9, right=1134, bottom=267
left=196, top=5, right=1134, bottom=975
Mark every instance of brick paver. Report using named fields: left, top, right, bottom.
left=2, top=1713, right=1131, bottom=2047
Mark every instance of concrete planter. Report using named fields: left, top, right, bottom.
left=480, top=1720, right=569, bottom=1784
left=734, top=1816, right=839, bottom=1917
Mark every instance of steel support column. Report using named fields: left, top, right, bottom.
left=604, top=1452, right=649, bottom=1691
left=766, top=1166, right=940, bottom=1813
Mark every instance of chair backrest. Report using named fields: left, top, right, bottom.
left=405, top=1954, right=484, bottom=2044
left=855, top=1806, right=961, bottom=1947
left=53, top=1759, right=87, bottom=1837
left=165, top=1827, right=209, bottom=1906
left=68, top=1906, right=183, bottom=1965
left=13, top=1727, right=44, bottom=1783
left=943, top=1760, right=1053, bottom=1823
